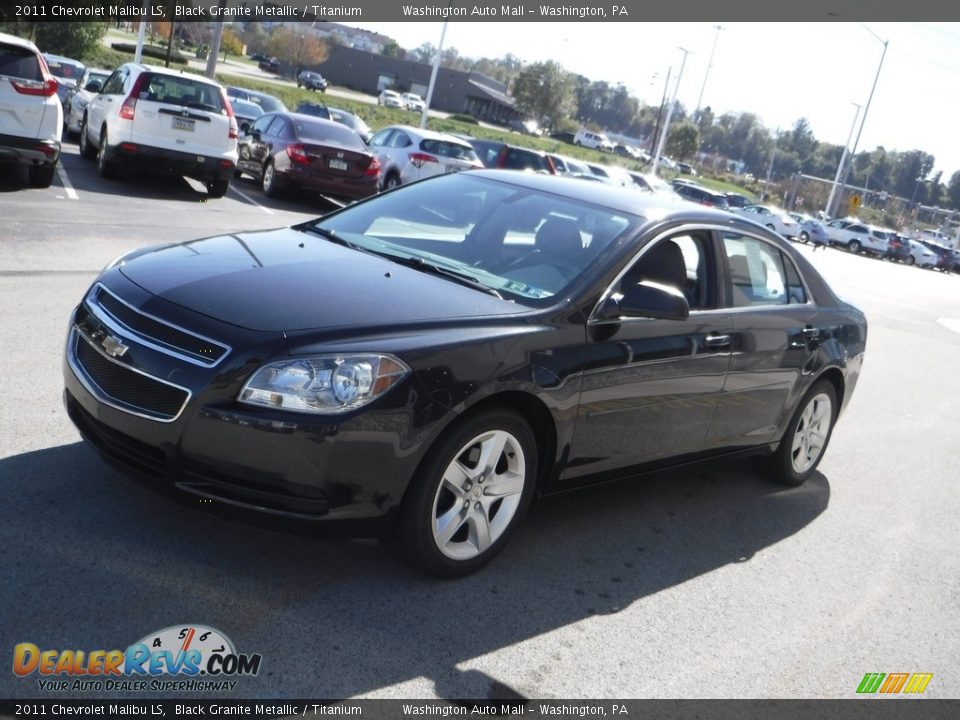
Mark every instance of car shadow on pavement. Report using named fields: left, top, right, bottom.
left=0, top=442, right=829, bottom=700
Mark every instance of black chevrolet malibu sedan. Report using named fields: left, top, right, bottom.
left=64, top=171, right=867, bottom=577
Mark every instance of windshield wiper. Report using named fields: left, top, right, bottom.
left=297, top=225, right=365, bottom=252
left=379, top=253, right=503, bottom=299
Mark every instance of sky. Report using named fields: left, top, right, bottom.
left=354, top=21, right=960, bottom=180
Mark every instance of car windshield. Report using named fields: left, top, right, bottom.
left=248, top=92, right=286, bottom=113
left=305, top=173, right=639, bottom=305
left=45, top=56, right=84, bottom=80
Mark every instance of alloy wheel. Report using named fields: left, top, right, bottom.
left=790, top=392, right=833, bottom=474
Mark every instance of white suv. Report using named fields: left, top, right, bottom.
left=79, top=63, right=238, bottom=197
left=0, top=31, right=62, bottom=188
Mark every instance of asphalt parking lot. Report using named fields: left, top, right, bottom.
left=1, top=151, right=959, bottom=701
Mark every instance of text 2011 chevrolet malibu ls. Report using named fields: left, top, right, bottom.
left=64, top=171, right=866, bottom=577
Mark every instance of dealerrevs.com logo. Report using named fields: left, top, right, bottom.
left=13, top=625, right=262, bottom=692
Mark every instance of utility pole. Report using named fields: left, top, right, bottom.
left=649, top=66, right=671, bottom=155
left=824, top=102, right=861, bottom=219
left=134, top=0, right=148, bottom=63
left=421, top=21, right=449, bottom=129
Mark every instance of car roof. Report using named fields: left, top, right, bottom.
left=386, top=125, right=472, bottom=145
left=0, top=31, right=41, bottom=51
left=137, top=63, right=220, bottom=84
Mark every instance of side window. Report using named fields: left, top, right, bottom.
left=368, top=128, right=392, bottom=147
left=388, top=131, right=411, bottom=148
left=250, top=114, right=274, bottom=135
left=621, top=232, right=713, bottom=311
left=722, top=234, right=795, bottom=307
left=101, top=69, right=126, bottom=95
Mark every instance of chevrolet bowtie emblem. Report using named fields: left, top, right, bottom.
left=101, top=334, right=129, bottom=358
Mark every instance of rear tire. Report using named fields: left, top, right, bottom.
left=28, top=163, right=56, bottom=188
left=96, top=128, right=118, bottom=179
left=399, top=409, right=537, bottom=577
left=79, top=118, right=95, bottom=160
left=762, top=380, right=837, bottom=487
left=906, top=255, right=915, bottom=266
left=799, top=231, right=809, bottom=243
left=383, top=172, right=401, bottom=191
left=261, top=160, right=281, bottom=197
left=207, top=178, right=229, bottom=198
left=849, top=240, right=861, bottom=254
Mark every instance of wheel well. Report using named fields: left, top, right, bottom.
left=817, top=367, right=845, bottom=413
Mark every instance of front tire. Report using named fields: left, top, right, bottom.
left=799, top=231, right=809, bottom=243
left=763, top=380, right=837, bottom=487
left=400, top=409, right=537, bottom=577
left=849, top=240, right=861, bottom=254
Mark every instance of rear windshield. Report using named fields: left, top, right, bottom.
left=0, top=42, right=41, bottom=81
left=45, top=57, right=84, bottom=80
left=140, top=74, right=225, bottom=114
left=419, top=139, right=478, bottom=162
left=294, top=119, right=366, bottom=150
left=249, top=93, right=285, bottom=113
left=503, top=148, right=549, bottom=172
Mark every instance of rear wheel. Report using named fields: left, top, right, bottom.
left=849, top=240, right=861, bottom=254
left=79, top=118, right=95, bottom=160
left=400, top=409, right=537, bottom=577
left=906, top=255, right=916, bottom=265
left=799, top=231, right=809, bottom=243
left=96, top=128, right=118, bottom=179
left=383, top=172, right=401, bottom=191
left=27, top=163, right=56, bottom=188
left=261, top=160, right=281, bottom=197
left=207, top=178, right=229, bottom=198
left=763, top=380, right=837, bottom=487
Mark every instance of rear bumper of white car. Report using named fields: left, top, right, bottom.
left=0, top=133, right=60, bottom=166
left=104, top=142, right=235, bottom=182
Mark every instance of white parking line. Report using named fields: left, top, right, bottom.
left=228, top=185, right=274, bottom=215
left=56, top=163, right=78, bottom=200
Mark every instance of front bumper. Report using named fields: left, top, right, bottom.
left=62, top=276, right=437, bottom=533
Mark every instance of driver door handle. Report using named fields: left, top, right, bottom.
left=704, top=334, right=732, bottom=349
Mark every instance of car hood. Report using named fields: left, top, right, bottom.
left=118, top=228, right=523, bottom=332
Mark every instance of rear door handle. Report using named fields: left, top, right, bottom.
left=703, top=334, right=732, bottom=349
left=802, top=327, right=821, bottom=340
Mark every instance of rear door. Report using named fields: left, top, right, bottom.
left=131, top=73, right=231, bottom=157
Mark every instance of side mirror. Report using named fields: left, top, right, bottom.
left=239, top=122, right=250, bottom=135
left=84, top=79, right=102, bottom=93
left=617, top=281, right=689, bottom=321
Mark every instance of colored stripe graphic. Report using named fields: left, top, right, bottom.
left=857, top=673, right=886, bottom=693
left=880, top=673, right=909, bottom=693
left=903, top=673, right=933, bottom=694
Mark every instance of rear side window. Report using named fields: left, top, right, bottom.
left=140, top=74, right=224, bottom=113
left=0, top=43, right=41, bottom=81
left=419, top=139, right=478, bottom=162
left=723, top=234, right=806, bottom=306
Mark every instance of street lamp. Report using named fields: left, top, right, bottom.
left=910, top=176, right=927, bottom=209
left=695, top=24, right=723, bottom=116
left=829, top=24, right=888, bottom=218
left=651, top=47, right=690, bottom=176
left=824, top=102, right=861, bottom=219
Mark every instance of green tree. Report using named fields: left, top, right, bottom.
left=947, top=171, right=960, bottom=209
left=512, top=60, right=576, bottom=127
left=411, top=42, right=436, bottom=65
left=266, top=27, right=329, bottom=73
left=220, top=28, right=243, bottom=59
left=380, top=39, right=402, bottom=58
left=666, top=122, right=700, bottom=162
left=4, top=20, right=108, bottom=61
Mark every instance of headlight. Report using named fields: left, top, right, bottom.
left=238, top=354, right=410, bottom=415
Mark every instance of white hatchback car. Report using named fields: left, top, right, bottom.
left=0, top=31, right=62, bottom=187
left=378, top=89, right=403, bottom=108
left=367, top=125, right=482, bottom=189
left=80, top=63, right=238, bottom=197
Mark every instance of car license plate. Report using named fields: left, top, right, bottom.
left=172, top=117, right=195, bottom=132
left=328, top=158, right=348, bottom=171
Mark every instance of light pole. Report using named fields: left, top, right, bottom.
left=765, top=127, right=780, bottom=195
left=830, top=25, right=888, bottom=217
left=649, top=66, right=672, bottom=155
left=824, top=102, right=861, bottom=219
left=695, top=24, right=723, bottom=116
left=651, top=47, right=690, bottom=176
left=420, top=20, right=449, bottom=129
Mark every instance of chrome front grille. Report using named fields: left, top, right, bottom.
left=88, top=284, right=230, bottom=367
left=68, top=329, right=191, bottom=422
